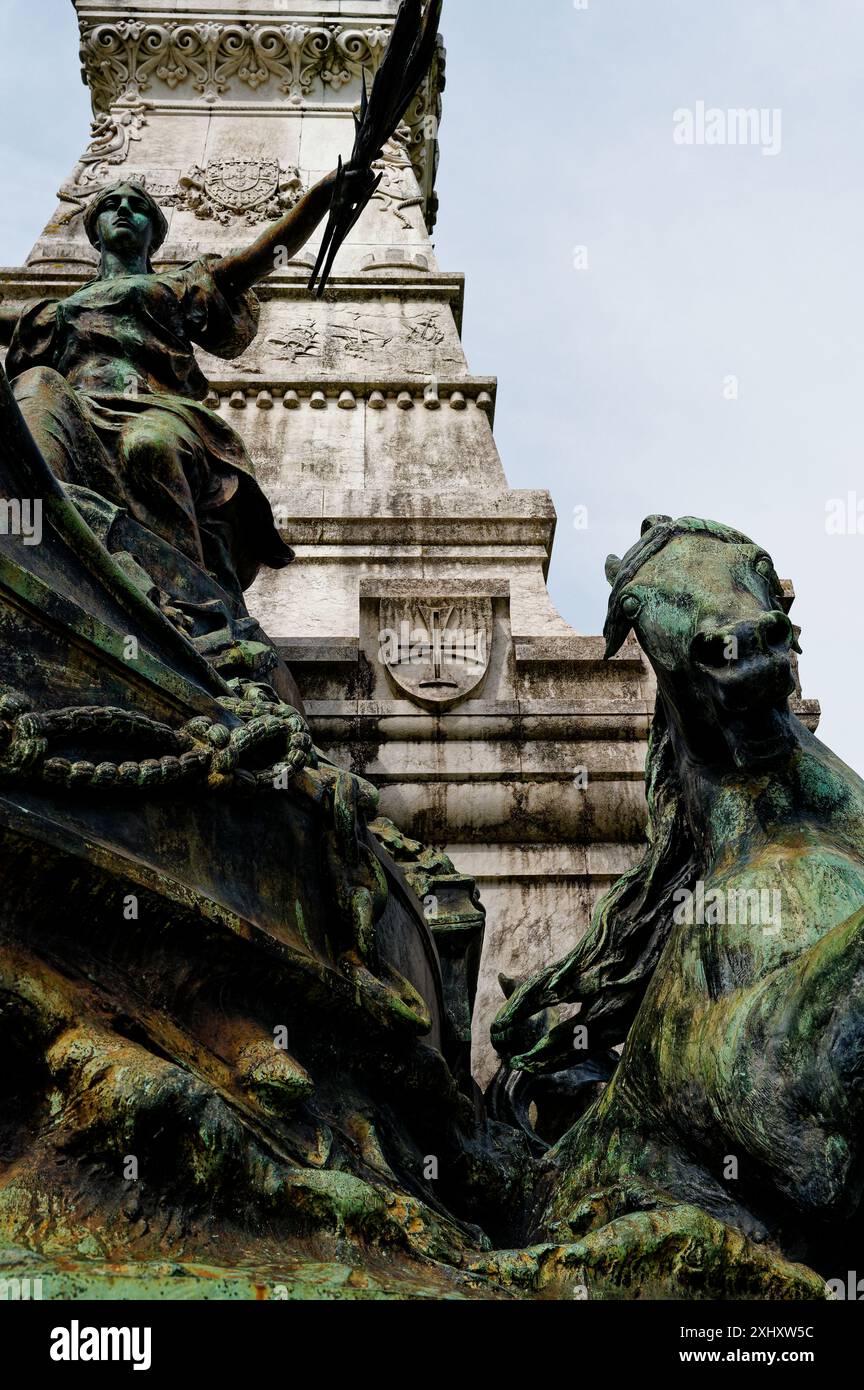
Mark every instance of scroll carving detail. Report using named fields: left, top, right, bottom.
left=77, top=20, right=443, bottom=228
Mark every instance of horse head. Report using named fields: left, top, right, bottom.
left=605, top=515, right=800, bottom=771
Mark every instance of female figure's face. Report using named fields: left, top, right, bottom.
left=95, top=188, right=155, bottom=260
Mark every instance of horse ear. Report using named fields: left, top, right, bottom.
left=604, top=615, right=632, bottom=660
left=641, top=514, right=672, bottom=536
left=605, top=554, right=622, bottom=585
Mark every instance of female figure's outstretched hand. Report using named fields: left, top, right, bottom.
left=212, top=164, right=378, bottom=299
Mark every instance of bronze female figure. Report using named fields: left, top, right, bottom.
left=0, top=171, right=371, bottom=601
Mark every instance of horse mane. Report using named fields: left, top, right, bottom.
left=569, top=516, right=765, bottom=1049
left=550, top=696, right=699, bottom=1056
left=514, top=516, right=777, bottom=1070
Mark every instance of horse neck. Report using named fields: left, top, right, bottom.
left=670, top=718, right=864, bottom=873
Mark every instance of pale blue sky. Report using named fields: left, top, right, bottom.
left=2, top=0, right=863, bottom=769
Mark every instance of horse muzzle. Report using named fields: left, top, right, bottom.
left=689, top=611, right=797, bottom=767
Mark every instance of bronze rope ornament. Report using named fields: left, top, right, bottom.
left=0, top=690, right=312, bottom=795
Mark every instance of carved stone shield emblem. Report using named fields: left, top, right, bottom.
left=176, top=158, right=303, bottom=225
left=205, top=158, right=280, bottom=213
left=378, top=597, right=492, bottom=708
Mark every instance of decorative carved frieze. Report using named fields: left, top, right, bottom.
left=52, top=102, right=150, bottom=223
left=77, top=18, right=444, bottom=227
left=55, top=153, right=304, bottom=231
left=79, top=21, right=391, bottom=107
left=79, top=102, right=149, bottom=171
left=264, top=306, right=456, bottom=374
left=372, top=128, right=424, bottom=231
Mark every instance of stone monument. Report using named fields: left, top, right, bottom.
left=0, top=0, right=683, bottom=1086
left=0, top=0, right=850, bottom=1304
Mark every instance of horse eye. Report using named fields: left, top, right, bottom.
left=621, top=594, right=641, bottom=619
left=755, top=556, right=774, bottom=579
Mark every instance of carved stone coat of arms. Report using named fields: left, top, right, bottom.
left=176, top=158, right=304, bottom=226
left=379, top=597, right=492, bottom=708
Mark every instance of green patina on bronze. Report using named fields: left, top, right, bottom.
left=0, top=113, right=857, bottom=1297
left=0, top=159, right=530, bottom=1294
left=494, top=516, right=864, bottom=1287
left=0, top=486, right=846, bottom=1299
left=0, top=165, right=374, bottom=707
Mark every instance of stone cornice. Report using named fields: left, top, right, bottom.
left=78, top=17, right=394, bottom=108
left=0, top=266, right=465, bottom=302
left=76, top=11, right=445, bottom=227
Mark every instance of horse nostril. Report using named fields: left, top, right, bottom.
left=759, top=611, right=793, bottom=653
left=691, top=612, right=793, bottom=668
left=690, top=630, right=734, bottom=668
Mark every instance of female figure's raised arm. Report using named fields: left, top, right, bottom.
left=211, top=166, right=374, bottom=300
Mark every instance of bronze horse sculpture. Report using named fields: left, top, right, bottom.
left=494, top=515, right=864, bottom=1287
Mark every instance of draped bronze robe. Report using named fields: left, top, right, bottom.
left=6, top=256, right=293, bottom=594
